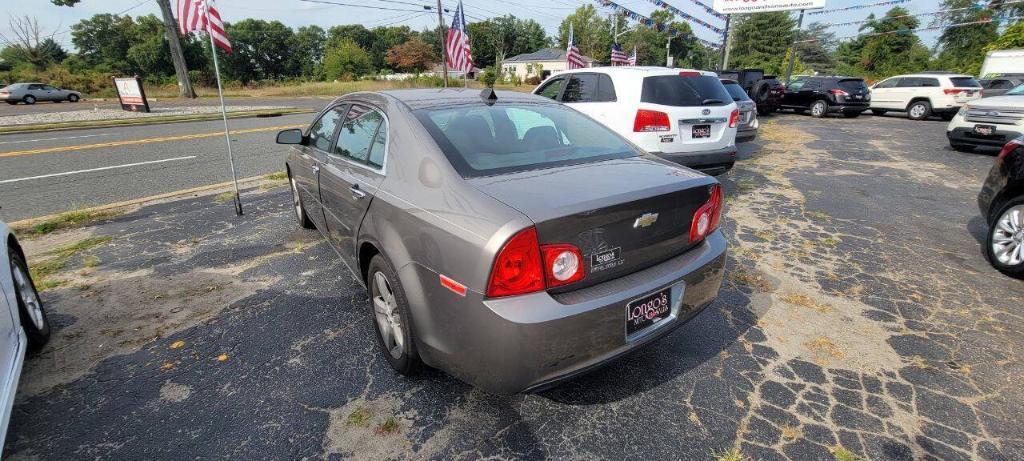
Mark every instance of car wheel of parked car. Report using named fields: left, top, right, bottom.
left=8, top=248, right=51, bottom=349
left=810, top=100, right=828, bottom=118
left=22, top=95, right=35, bottom=105
left=288, top=173, right=315, bottom=229
left=986, top=197, right=1024, bottom=279
left=68, top=94, right=80, bottom=102
left=871, top=109, right=887, bottom=116
left=907, top=101, right=931, bottom=121
left=842, top=111, right=861, bottom=118
left=950, top=143, right=974, bottom=152
left=367, top=254, right=422, bottom=374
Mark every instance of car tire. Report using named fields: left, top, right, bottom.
left=23, top=95, right=35, bottom=105
left=986, top=196, right=1024, bottom=279
left=907, top=101, right=931, bottom=121
left=288, top=172, right=315, bottom=229
left=8, top=248, right=51, bottom=350
left=810, top=100, right=828, bottom=118
left=950, top=143, right=974, bottom=152
left=367, top=254, right=422, bottom=375
left=757, top=105, right=771, bottom=116
left=68, top=94, right=80, bottom=102
left=871, top=109, right=887, bottom=116
left=842, top=111, right=861, bottom=118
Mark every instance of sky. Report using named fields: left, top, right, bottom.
left=9, top=0, right=948, bottom=55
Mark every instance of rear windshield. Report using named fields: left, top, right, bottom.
left=838, top=79, right=868, bottom=92
left=723, top=82, right=750, bottom=101
left=950, top=77, right=981, bottom=88
left=416, top=103, right=637, bottom=178
left=641, top=75, right=732, bottom=107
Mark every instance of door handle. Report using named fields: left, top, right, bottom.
left=350, top=184, right=366, bottom=199
left=312, top=165, right=319, bottom=175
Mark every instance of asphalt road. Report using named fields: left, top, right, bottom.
left=4, top=113, right=1022, bottom=460
left=0, top=96, right=330, bottom=116
left=0, top=112, right=317, bottom=221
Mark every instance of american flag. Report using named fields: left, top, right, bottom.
left=628, top=46, right=637, bottom=66
left=177, top=0, right=232, bottom=53
left=610, top=43, right=628, bottom=65
left=445, top=1, right=473, bottom=73
left=566, top=24, right=585, bottom=69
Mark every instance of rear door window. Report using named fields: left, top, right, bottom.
left=535, top=77, right=565, bottom=100
left=640, top=75, right=731, bottom=106
left=723, top=82, right=750, bottom=101
left=562, top=74, right=599, bottom=103
left=917, top=78, right=940, bottom=87
left=595, top=74, right=616, bottom=101
left=802, top=79, right=822, bottom=90
left=874, top=78, right=898, bottom=89
left=896, top=78, right=916, bottom=88
left=949, top=77, right=981, bottom=88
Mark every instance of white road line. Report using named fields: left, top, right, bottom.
left=0, top=156, right=196, bottom=185
left=0, top=133, right=113, bottom=145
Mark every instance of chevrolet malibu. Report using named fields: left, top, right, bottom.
left=277, top=89, right=727, bottom=393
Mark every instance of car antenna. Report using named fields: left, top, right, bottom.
left=480, top=88, right=498, bottom=106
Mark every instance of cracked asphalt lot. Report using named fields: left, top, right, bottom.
left=5, top=114, right=1023, bottom=460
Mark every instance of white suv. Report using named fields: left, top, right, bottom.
left=869, top=73, right=983, bottom=121
left=947, top=83, right=1024, bottom=152
left=533, top=67, right=739, bottom=174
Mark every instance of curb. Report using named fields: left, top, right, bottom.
left=0, top=108, right=315, bottom=135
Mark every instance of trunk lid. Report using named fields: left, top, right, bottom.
left=469, top=157, right=716, bottom=291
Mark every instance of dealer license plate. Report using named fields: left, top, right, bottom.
left=692, top=124, right=711, bottom=138
left=974, top=124, right=996, bottom=136
left=625, top=287, right=672, bottom=337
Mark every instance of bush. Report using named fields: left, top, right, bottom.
left=481, top=67, right=498, bottom=88
left=323, top=39, right=373, bottom=81
left=525, top=75, right=541, bottom=85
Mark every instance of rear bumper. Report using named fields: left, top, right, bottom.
left=409, top=231, right=728, bottom=394
left=737, top=127, right=757, bottom=143
left=651, top=146, right=737, bottom=173
left=829, top=102, right=869, bottom=113
left=948, top=127, right=1022, bottom=148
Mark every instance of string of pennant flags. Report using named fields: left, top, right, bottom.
left=797, top=14, right=1022, bottom=42
left=807, top=0, right=913, bottom=16
left=598, top=0, right=721, bottom=47
left=813, top=0, right=1024, bottom=27
left=643, top=0, right=726, bottom=35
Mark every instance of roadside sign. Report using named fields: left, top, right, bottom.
left=712, top=0, right=826, bottom=14
left=113, top=77, right=151, bottom=113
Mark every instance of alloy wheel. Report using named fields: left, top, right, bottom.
left=992, top=205, right=1024, bottom=266
left=11, top=261, right=45, bottom=331
left=290, top=177, right=303, bottom=221
left=371, top=271, right=405, bottom=359
left=812, top=102, right=826, bottom=117
left=909, top=104, right=926, bottom=119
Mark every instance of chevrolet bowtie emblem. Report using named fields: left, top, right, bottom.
left=634, top=213, right=659, bottom=228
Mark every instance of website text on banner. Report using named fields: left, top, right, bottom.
left=712, top=0, right=825, bottom=14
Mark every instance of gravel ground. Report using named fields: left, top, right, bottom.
left=0, top=105, right=294, bottom=126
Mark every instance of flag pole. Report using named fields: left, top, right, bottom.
left=202, top=0, right=243, bottom=216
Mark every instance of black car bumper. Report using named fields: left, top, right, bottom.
left=828, top=103, right=869, bottom=113
left=651, top=147, right=737, bottom=175
left=948, top=127, right=1022, bottom=149
left=737, top=127, right=757, bottom=143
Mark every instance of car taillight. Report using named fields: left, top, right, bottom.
left=486, top=227, right=545, bottom=297
left=944, top=88, right=965, bottom=95
left=998, top=139, right=1023, bottom=160
left=830, top=89, right=849, bottom=96
left=690, top=184, right=723, bottom=243
left=728, top=109, right=740, bottom=128
left=540, top=244, right=584, bottom=288
left=634, top=109, right=670, bottom=132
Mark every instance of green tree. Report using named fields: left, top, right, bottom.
left=729, top=12, right=797, bottom=74
left=558, top=5, right=612, bottom=63
left=856, top=7, right=931, bottom=77
left=620, top=10, right=697, bottom=67
left=984, top=20, right=1024, bottom=55
left=327, top=24, right=374, bottom=51
left=322, top=39, right=373, bottom=80
left=794, top=23, right=836, bottom=75
left=369, top=26, right=414, bottom=71
left=932, top=0, right=998, bottom=75
left=215, top=19, right=297, bottom=83
left=70, top=14, right=137, bottom=73
left=290, top=25, right=327, bottom=79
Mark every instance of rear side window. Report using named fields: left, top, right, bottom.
left=535, top=77, right=564, bottom=100
left=949, top=77, right=981, bottom=88
left=562, top=74, right=616, bottom=102
left=918, top=78, right=940, bottom=87
left=802, top=79, right=822, bottom=90
left=640, top=75, right=732, bottom=106
left=838, top=79, right=868, bottom=92
left=416, top=103, right=637, bottom=177
left=723, top=82, right=750, bottom=101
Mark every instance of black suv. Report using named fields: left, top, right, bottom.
left=978, top=136, right=1024, bottom=278
left=717, top=69, right=784, bottom=115
left=781, top=76, right=871, bottom=118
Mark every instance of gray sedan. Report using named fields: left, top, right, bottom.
left=1, top=83, right=81, bottom=105
left=722, top=79, right=759, bottom=143
left=278, top=89, right=727, bottom=393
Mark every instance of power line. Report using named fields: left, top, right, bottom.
left=798, top=14, right=1020, bottom=42
left=298, top=0, right=436, bottom=14
left=808, top=0, right=912, bottom=16
left=813, top=0, right=1024, bottom=28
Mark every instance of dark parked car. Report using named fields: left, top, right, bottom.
left=717, top=69, right=784, bottom=115
left=978, top=136, right=1024, bottom=278
left=277, top=89, right=728, bottom=393
left=980, top=75, right=1024, bottom=97
left=721, top=79, right=758, bottom=142
left=781, top=76, right=871, bottom=118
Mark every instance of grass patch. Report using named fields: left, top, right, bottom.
left=781, top=424, right=803, bottom=440
left=15, top=209, right=118, bottom=237
left=819, top=236, right=841, bottom=247
left=780, top=293, right=832, bottom=314
left=345, top=408, right=371, bottom=427
left=711, top=448, right=751, bottom=461
left=48, top=236, right=112, bottom=259
left=265, top=171, right=288, bottom=181
left=36, top=279, right=68, bottom=291
left=805, top=210, right=832, bottom=221
left=30, top=236, right=112, bottom=292
left=806, top=336, right=845, bottom=359
left=83, top=255, right=101, bottom=268
left=735, top=180, right=757, bottom=194
left=830, top=446, right=863, bottom=461
left=29, top=259, right=67, bottom=281
left=214, top=191, right=236, bottom=204
left=374, top=416, right=401, bottom=435
left=260, top=171, right=289, bottom=191
left=730, top=269, right=773, bottom=292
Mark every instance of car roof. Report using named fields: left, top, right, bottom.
left=357, top=88, right=557, bottom=110
left=894, top=73, right=974, bottom=78
left=556, top=66, right=717, bottom=78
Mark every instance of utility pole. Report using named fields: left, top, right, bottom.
left=784, top=9, right=805, bottom=85
left=719, top=14, right=731, bottom=70
left=436, top=0, right=449, bottom=87
left=157, top=0, right=196, bottom=98
left=665, top=36, right=672, bottom=67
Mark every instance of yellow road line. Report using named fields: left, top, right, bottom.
left=0, top=124, right=303, bottom=158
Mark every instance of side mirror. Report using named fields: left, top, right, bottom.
left=276, top=128, right=304, bottom=145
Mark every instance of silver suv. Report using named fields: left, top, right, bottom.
left=0, top=83, right=82, bottom=105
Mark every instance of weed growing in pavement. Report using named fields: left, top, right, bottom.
left=48, top=236, right=111, bottom=259
left=780, top=293, right=832, bottom=314
left=82, top=255, right=101, bottom=268
left=711, top=448, right=751, bottom=461
left=805, top=210, right=832, bottom=221
left=375, top=416, right=401, bottom=435
left=214, top=192, right=236, bottom=204
left=729, top=269, right=773, bottom=292
left=830, top=446, right=863, bottom=461
left=345, top=408, right=371, bottom=427
left=18, top=209, right=119, bottom=236
left=30, top=236, right=112, bottom=291
left=780, top=424, right=803, bottom=441
left=265, top=171, right=288, bottom=181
